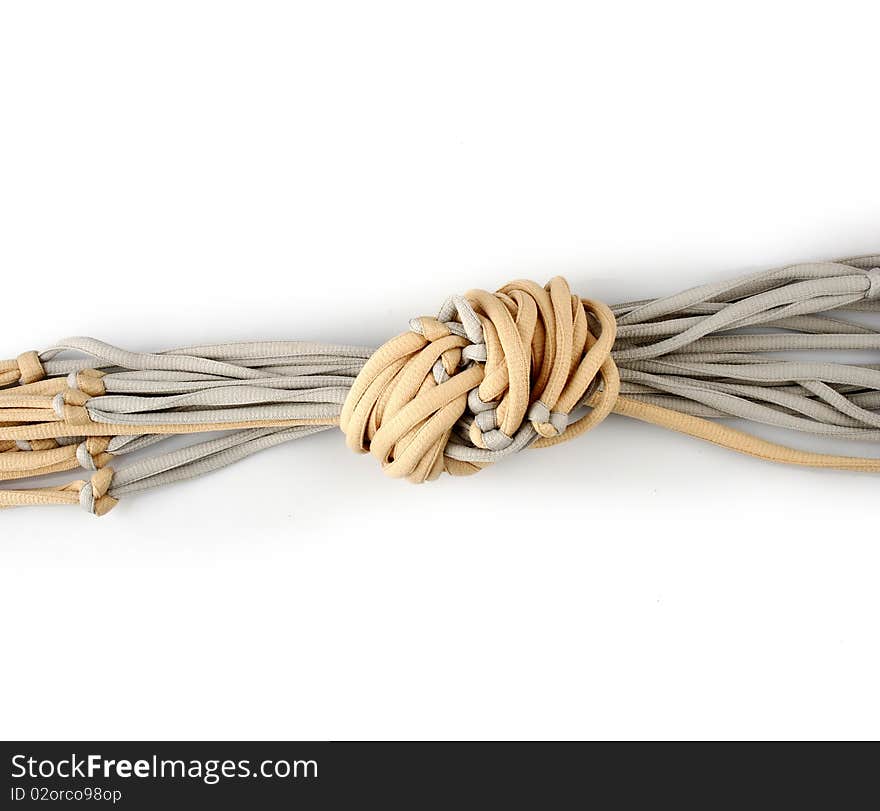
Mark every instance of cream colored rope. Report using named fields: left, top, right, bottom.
left=3, top=254, right=880, bottom=515
left=340, top=278, right=620, bottom=481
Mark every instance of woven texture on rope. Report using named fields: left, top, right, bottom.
left=3, top=253, right=880, bottom=515
left=340, top=277, right=618, bottom=482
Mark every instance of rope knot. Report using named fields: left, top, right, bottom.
left=49, top=372, right=105, bottom=424
left=76, top=437, right=113, bottom=471
left=67, top=369, right=106, bottom=397
left=17, top=351, right=45, bottom=385
left=341, top=276, right=620, bottom=482
left=79, top=465, right=118, bottom=516
left=52, top=389, right=92, bottom=424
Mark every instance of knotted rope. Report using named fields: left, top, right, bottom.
left=340, top=277, right=618, bottom=481
left=0, top=351, right=45, bottom=388
left=3, top=254, right=880, bottom=515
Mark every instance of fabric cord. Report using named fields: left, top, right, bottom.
left=3, top=254, right=880, bottom=514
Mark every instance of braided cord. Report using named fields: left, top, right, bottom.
left=2, top=254, right=880, bottom=514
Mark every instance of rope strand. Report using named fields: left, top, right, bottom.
left=2, top=254, right=880, bottom=514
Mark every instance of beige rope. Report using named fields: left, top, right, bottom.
left=4, top=258, right=880, bottom=516
left=0, top=467, right=116, bottom=515
left=0, top=351, right=45, bottom=387
left=613, top=395, right=880, bottom=472
left=0, top=416, right=337, bottom=442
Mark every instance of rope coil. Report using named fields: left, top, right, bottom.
left=2, top=255, right=880, bottom=515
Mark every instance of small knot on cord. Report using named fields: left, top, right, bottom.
left=76, top=437, right=113, bottom=471
left=865, top=268, right=880, bottom=300
left=527, top=400, right=569, bottom=438
left=79, top=466, right=118, bottom=516
left=66, top=369, right=106, bottom=397
left=52, top=388, right=94, bottom=424
left=341, top=276, right=620, bottom=482
left=16, top=351, right=45, bottom=385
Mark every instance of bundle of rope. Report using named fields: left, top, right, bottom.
left=3, top=254, right=880, bottom=515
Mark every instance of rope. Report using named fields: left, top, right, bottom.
left=2, top=254, right=880, bottom=515
left=340, top=278, right=618, bottom=480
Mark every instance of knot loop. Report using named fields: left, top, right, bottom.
left=16, top=351, right=45, bottom=385
left=527, top=400, right=569, bottom=438
left=52, top=387, right=94, bottom=424
left=341, top=276, right=620, bottom=482
left=66, top=369, right=106, bottom=397
left=76, top=437, right=113, bottom=471
left=79, top=466, right=118, bottom=516
left=48, top=370, right=106, bottom=424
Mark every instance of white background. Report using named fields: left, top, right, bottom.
left=1, top=1, right=879, bottom=741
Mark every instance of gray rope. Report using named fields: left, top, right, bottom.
left=606, top=255, right=880, bottom=440
left=5, top=254, right=880, bottom=512
left=108, top=426, right=332, bottom=497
